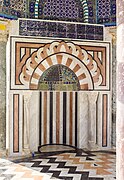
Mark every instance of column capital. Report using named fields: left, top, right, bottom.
left=24, top=92, right=32, bottom=103
left=87, top=92, right=98, bottom=104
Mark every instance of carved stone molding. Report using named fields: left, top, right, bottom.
left=105, top=27, right=116, bottom=45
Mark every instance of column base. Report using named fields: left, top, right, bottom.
left=88, top=141, right=99, bottom=151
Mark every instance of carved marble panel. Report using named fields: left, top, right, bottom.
left=10, top=37, right=110, bottom=91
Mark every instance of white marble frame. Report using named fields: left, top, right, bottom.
left=7, top=36, right=112, bottom=156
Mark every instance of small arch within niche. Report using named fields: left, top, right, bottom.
left=38, top=64, right=80, bottom=91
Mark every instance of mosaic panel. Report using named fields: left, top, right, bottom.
left=97, top=0, right=116, bottom=26
left=38, top=65, right=80, bottom=91
left=0, top=0, right=27, bottom=18
left=22, top=0, right=86, bottom=21
left=19, top=19, right=104, bottom=41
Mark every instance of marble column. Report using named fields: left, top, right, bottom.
left=88, top=92, right=98, bottom=150
left=116, top=1, right=124, bottom=179
left=23, top=93, right=31, bottom=154
left=78, top=92, right=89, bottom=149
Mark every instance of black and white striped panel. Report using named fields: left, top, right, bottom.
left=39, top=91, right=78, bottom=147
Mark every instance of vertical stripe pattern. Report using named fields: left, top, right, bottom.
left=102, top=94, right=108, bottom=147
left=75, top=92, right=78, bottom=147
left=63, top=92, right=67, bottom=144
left=70, top=92, right=73, bottom=145
left=56, top=92, right=60, bottom=144
left=13, top=94, right=19, bottom=152
left=39, top=92, right=78, bottom=147
left=43, top=92, right=47, bottom=144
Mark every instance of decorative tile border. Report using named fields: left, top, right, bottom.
left=19, top=19, right=104, bottom=40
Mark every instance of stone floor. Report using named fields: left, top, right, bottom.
left=0, top=145, right=116, bottom=180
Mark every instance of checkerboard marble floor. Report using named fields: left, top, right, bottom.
left=0, top=148, right=116, bottom=180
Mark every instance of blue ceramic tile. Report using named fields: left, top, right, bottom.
left=19, top=19, right=104, bottom=41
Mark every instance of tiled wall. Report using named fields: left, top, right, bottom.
left=97, top=0, right=116, bottom=26
left=0, top=0, right=116, bottom=26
